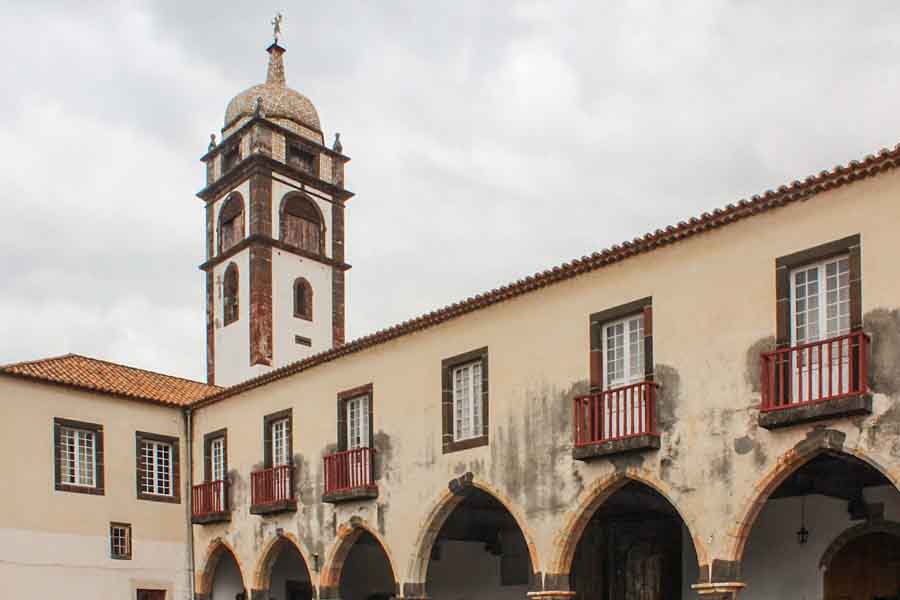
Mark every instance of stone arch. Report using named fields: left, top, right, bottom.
left=319, top=518, right=400, bottom=595
left=196, top=537, right=248, bottom=597
left=406, top=475, right=541, bottom=590
left=252, top=531, right=314, bottom=593
left=549, top=469, right=709, bottom=579
left=727, top=429, right=900, bottom=563
left=819, top=520, right=900, bottom=571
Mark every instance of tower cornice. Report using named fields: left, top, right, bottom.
left=201, top=116, right=350, bottom=163
left=197, top=152, right=354, bottom=204
left=198, top=234, right=352, bottom=273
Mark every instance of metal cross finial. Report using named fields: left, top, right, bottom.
left=271, top=12, right=283, bottom=43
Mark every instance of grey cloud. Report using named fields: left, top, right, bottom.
left=3, top=0, right=900, bottom=380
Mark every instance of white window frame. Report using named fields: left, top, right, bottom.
left=210, top=437, right=225, bottom=482
left=271, top=418, right=290, bottom=467
left=602, top=313, right=645, bottom=390
left=346, top=395, right=371, bottom=450
left=59, top=427, right=96, bottom=488
left=790, top=255, right=851, bottom=346
left=452, top=360, right=483, bottom=442
left=140, top=440, right=173, bottom=497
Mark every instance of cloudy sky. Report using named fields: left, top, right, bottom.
left=2, top=1, right=900, bottom=381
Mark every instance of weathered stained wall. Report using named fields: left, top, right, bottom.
left=0, top=378, right=188, bottom=599
left=192, top=166, right=900, bottom=597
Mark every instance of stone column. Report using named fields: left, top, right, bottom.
left=691, top=582, right=745, bottom=600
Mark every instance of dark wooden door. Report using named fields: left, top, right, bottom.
left=286, top=580, right=314, bottom=600
left=136, top=591, right=166, bottom=600
left=825, top=532, right=900, bottom=600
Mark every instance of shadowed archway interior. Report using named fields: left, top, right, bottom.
left=425, top=488, right=533, bottom=600
left=569, top=480, right=700, bottom=600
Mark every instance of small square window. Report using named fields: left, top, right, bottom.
left=110, top=522, right=132, bottom=560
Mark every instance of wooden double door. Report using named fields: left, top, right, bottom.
left=825, top=532, right=900, bottom=600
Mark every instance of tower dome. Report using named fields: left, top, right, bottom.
left=224, top=43, right=321, bottom=134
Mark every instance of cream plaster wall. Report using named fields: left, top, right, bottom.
left=192, top=168, right=900, bottom=597
left=0, top=378, right=188, bottom=599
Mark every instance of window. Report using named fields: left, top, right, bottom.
left=589, top=297, right=653, bottom=391
left=218, top=192, right=244, bottom=254
left=280, top=193, right=323, bottom=255
left=453, top=362, right=482, bottom=442
left=222, top=262, right=239, bottom=326
left=791, top=256, right=850, bottom=347
left=54, top=418, right=104, bottom=495
left=602, top=314, right=645, bottom=389
left=294, top=278, right=313, bottom=320
left=772, top=235, right=864, bottom=408
left=441, top=348, right=489, bottom=454
left=203, top=429, right=227, bottom=482
left=287, top=143, right=316, bottom=176
left=110, top=522, right=132, bottom=560
left=346, top=394, right=371, bottom=449
left=263, top=409, right=292, bottom=468
left=135, top=432, right=180, bottom=503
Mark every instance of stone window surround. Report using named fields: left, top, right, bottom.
left=203, top=428, right=228, bottom=483
left=222, top=262, right=239, bottom=327
left=53, top=417, right=105, bottom=496
left=589, top=297, right=654, bottom=391
left=109, top=521, right=132, bottom=560
left=441, top=347, right=489, bottom=454
left=135, top=431, right=181, bottom=504
left=336, top=383, right=374, bottom=452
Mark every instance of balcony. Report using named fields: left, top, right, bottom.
left=191, top=480, right=229, bottom=524
left=572, top=381, right=660, bottom=461
left=759, top=331, right=872, bottom=429
left=323, top=447, right=378, bottom=503
left=250, top=464, right=296, bottom=515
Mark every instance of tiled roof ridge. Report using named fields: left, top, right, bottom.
left=189, top=142, right=900, bottom=406
left=0, top=353, right=220, bottom=406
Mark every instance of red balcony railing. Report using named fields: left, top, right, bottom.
left=760, top=331, right=869, bottom=412
left=251, top=464, right=294, bottom=507
left=324, top=447, right=376, bottom=495
left=192, top=479, right=227, bottom=518
left=574, top=381, right=658, bottom=446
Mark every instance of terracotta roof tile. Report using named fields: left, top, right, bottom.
left=196, top=140, right=900, bottom=407
left=0, top=354, right=219, bottom=406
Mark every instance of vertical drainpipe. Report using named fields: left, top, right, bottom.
left=185, top=407, right=196, bottom=599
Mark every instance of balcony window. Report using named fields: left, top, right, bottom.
left=251, top=409, right=295, bottom=514
left=761, top=235, right=870, bottom=428
left=325, top=385, right=377, bottom=503
left=575, top=298, right=658, bottom=459
left=193, top=429, right=229, bottom=524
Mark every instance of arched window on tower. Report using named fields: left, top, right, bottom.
left=222, top=263, right=239, bottom=326
left=293, top=278, right=313, bottom=321
left=280, top=193, right=323, bottom=255
left=218, top=193, right=245, bottom=254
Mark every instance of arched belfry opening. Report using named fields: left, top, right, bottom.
left=740, top=450, right=900, bottom=600
left=256, top=536, right=314, bottom=600
left=568, top=480, right=700, bottom=600
left=424, top=486, right=534, bottom=600
left=322, top=527, right=397, bottom=600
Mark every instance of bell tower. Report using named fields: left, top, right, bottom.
left=198, top=35, right=352, bottom=386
